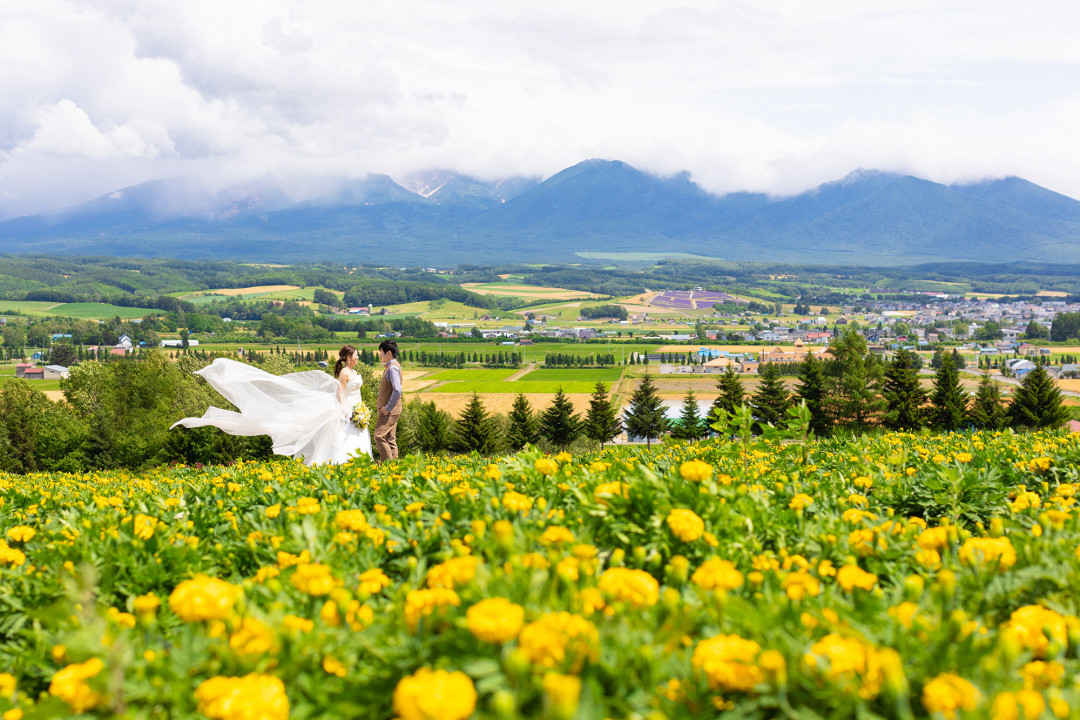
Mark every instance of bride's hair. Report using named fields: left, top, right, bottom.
left=335, top=345, right=358, bottom=377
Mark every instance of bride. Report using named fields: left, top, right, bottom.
left=171, top=345, right=373, bottom=465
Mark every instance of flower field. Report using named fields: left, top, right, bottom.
left=2, top=427, right=1080, bottom=719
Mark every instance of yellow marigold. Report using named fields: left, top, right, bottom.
left=691, top=634, right=763, bottom=692
left=518, top=612, right=599, bottom=671
left=789, top=493, right=813, bottom=511
left=404, top=588, right=461, bottom=632
left=502, top=491, right=534, bottom=512
left=917, top=527, right=949, bottom=552
left=535, top=458, right=558, bottom=476
left=49, top=658, right=104, bottom=714
left=358, top=568, right=392, bottom=595
left=542, top=672, right=582, bottom=718
left=666, top=508, right=705, bottom=542
left=1002, top=605, right=1068, bottom=658
left=335, top=509, right=369, bottom=531
left=290, top=563, right=338, bottom=596
left=5, top=526, right=34, bottom=543
left=282, top=615, right=313, bottom=633
left=958, top=536, right=1016, bottom=570
left=520, top=552, right=550, bottom=570
left=133, top=514, right=158, bottom=540
left=1020, top=660, right=1065, bottom=690
left=803, top=633, right=883, bottom=699
left=842, top=508, right=877, bottom=524
left=0, top=673, right=14, bottom=698
left=680, top=459, right=713, bottom=482
left=593, top=481, right=628, bottom=504
left=991, top=690, right=1046, bottom=720
left=836, top=565, right=878, bottom=592
left=427, top=556, right=480, bottom=589
left=848, top=528, right=877, bottom=556
left=0, top=541, right=25, bottom=567
left=276, top=550, right=310, bottom=568
left=229, top=617, right=274, bottom=656
left=888, top=602, right=920, bottom=629
left=294, top=497, right=320, bottom=514
left=194, top=674, right=289, bottom=720
left=107, top=607, right=136, bottom=629
left=168, top=575, right=238, bottom=622
left=922, top=673, right=980, bottom=719
left=393, top=668, right=477, bottom=720
left=467, top=597, right=525, bottom=643
left=1011, top=491, right=1042, bottom=513
left=540, top=526, right=575, bottom=545
left=1028, top=457, right=1052, bottom=472
left=132, top=593, right=160, bottom=618
left=692, top=558, right=744, bottom=592
left=781, top=571, right=821, bottom=601
left=597, top=568, right=659, bottom=608
left=265, top=504, right=281, bottom=519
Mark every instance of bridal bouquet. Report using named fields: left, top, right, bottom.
left=350, top=402, right=372, bottom=430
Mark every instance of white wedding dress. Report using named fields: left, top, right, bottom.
left=171, top=358, right=372, bottom=465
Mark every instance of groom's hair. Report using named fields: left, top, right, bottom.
left=378, top=339, right=399, bottom=359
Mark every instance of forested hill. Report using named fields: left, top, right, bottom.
left=2, top=161, right=1079, bottom=266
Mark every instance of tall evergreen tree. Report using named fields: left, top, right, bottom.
left=506, top=393, right=540, bottom=451
left=826, top=328, right=885, bottom=432
left=1009, top=365, right=1069, bottom=429
left=751, top=362, right=792, bottom=427
left=796, top=353, right=830, bottom=436
left=409, top=401, right=452, bottom=455
left=710, top=366, right=746, bottom=419
left=583, top=381, right=622, bottom=448
left=450, top=393, right=498, bottom=454
left=882, top=348, right=927, bottom=431
left=968, top=373, right=1008, bottom=430
left=670, top=390, right=706, bottom=441
left=623, top=373, right=669, bottom=447
left=928, top=352, right=967, bottom=430
left=539, top=387, right=581, bottom=451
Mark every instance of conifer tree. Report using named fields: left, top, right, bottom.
left=505, top=393, right=540, bottom=451
left=450, top=393, right=498, bottom=454
left=968, top=373, right=1008, bottom=430
left=623, top=373, right=669, bottom=447
left=711, top=366, right=746, bottom=419
left=670, top=390, right=707, bottom=441
left=796, top=353, right=830, bottom=436
left=539, top=387, right=581, bottom=452
left=583, top=381, right=622, bottom=448
left=751, top=362, right=791, bottom=427
left=882, top=348, right=927, bottom=431
left=410, top=401, right=452, bottom=454
left=1009, top=365, right=1069, bottom=429
left=928, top=352, right=967, bottom=430
left=826, top=329, right=885, bottom=432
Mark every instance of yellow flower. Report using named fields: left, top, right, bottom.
left=133, top=592, right=160, bottom=619
left=836, top=565, right=878, bottom=592
left=4, top=708, right=22, bottom=720
left=5, top=526, right=34, bottom=543
left=922, top=673, right=980, bottom=719
left=991, top=690, right=1046, bottom=720
left=358, top=568, right=392, bottom=595
left=322, top=656, right=347, bottom=678
left=593, top=481, right=628, bottom=504
left=1011, top=492, right=1042, bottom=512
left=265, top=504, right=281, bottom=519
left=666, top=508, right=705, bottom=542
left=958, top=536, right=1016, bottom=570
left=194, top=674, right=289, bottom=720
left=426, top=556, right=480, bottom=589
left=133, top=514, right=158, bottom=540
left=282, top=615, right=313, bottom=633
left=518, top=612, right=599, bottom=671
left=803, top=633, right=883, bottom=699
left=168, top=575, right=238, bottom=622
left=691, top=558, right=744, bottom=592
left=107, top=607, right=136, bottom=629
left=502, top=491, right=534, bottom=512
left=1002, top=605, right=1068, bottom=658
left=597, top=568, right=659, bottom=608
left=335, top=509, right=369, bottom=531
left=290, top=563, right=338, bottom=596
left=692, top=634, right=763, bottom=692
left=535, top=458, right=558, bottom=476
left=404, top=588, right=461, bottom=632
left=1020, top=660, right=1065, bottom=690
left=49, top=658, right=105, bottom=714
left=789, top=493, right=813, bottom=511
left=543, top=673, right=582, bottom=718
left=467, top=597, right=525, bottom=643
left=393, top=668, right=477, bottom=720
left=680, top=459, right=713, bottom=482
left=888, top=602, right=920, bottom=629
left=540, top=526, right=575, bottom=545
left=0, top=673, right=14, bottom=698
left=781, top=571, right=821, bottom=601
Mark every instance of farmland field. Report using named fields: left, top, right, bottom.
left=427, top=380, right=605, bottom=394
left=521, top=368, right=624, bottom=382
left=0, top=301, right=156, bottom=320
left=2, top=429, right=1076, bottom=717
left=425, top=369, right=519, bottom=382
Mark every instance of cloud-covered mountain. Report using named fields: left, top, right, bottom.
left=1, top=161, right=1078, bottom=266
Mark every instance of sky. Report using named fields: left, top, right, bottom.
left=2, top=0, right=1080, bottom=219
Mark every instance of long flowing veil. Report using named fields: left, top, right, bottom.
left=171, top=358, right=346, bottom=465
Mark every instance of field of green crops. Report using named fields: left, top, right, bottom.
left=428, top=381, right=605, bottom=394
left=1, top=428, right=1078, bottom=718
left=426, top=369, right=520, bottom=382
left=522, top=368, right=624, bottom=382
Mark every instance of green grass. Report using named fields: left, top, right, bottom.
left=425, top=369, right=518, bottom=381
left=0, top=301, right=64, bottom=317
left=0, top=376, right=62, bottom=391
left=429, top=380, right=606, bottom=394
left=49, top=303, right=157, bottom=320
left=521, top=368, right=623, bottom=382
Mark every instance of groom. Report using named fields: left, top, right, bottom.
left=374, top=339, right=403, bottom=461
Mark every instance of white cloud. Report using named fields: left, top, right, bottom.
left=1, top=0, right=1080, bottom=218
